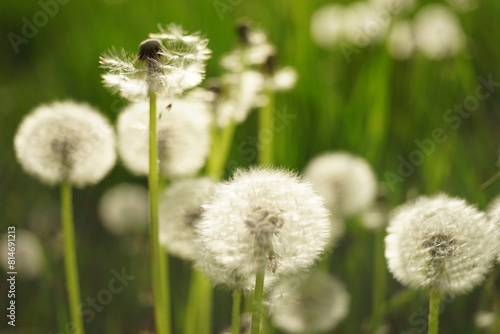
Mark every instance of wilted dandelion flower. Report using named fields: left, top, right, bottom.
left=100, top=24, right=211, bottom=100
left=386, top=20, right=415, bottom=60
left=196, top=168, right=331, bottom=291
left=385, top=194, right=497, bottom=294
left=159, top=178, right=217, bottom=261
left=310, top=4, right=345, bottom=49
left=117, top=97, right=212, bottom=178
left=1, top=230, right=44, bottom=280
left=304, top=152, right=377, bottom=217
left=413, top=5, right=465, bottom=60
left=268, top=271, right=350, bottom=333
left=98, top=183, right=148, bottom=235
left=14, top=101, right=116, bottom=187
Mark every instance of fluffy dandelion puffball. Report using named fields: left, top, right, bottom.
left=98, top=183, right=148, bottom=235
left=304, top=152, right=377, bottom=217
left=117, top=97, right=212, bottom=178
left=14, top=101, right=116, bottom=187
left=413, top=4, right=465, bottom=60
left=385, top=194, right=497, bottom=295
left=1, top=230, right=44, bottom=280
left=310, top=4, right=345, bottom=49
left=269, top=271, right=350, bottom=333
left=159, top=178, right=217, bottom=261
left=196, top=168, right=331, bottom=291
left=100, top=24, right=211, bottom=100
left=386, top=20, right=415, bottom=60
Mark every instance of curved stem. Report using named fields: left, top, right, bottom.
left=428, top=289, right=442, bottom=334
left=61, top=181, right=84, bottom=333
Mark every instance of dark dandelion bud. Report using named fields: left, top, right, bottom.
left=262, top=53, right=277, bottom=75
left=236, top=20, right=251, bottom=44
left=138, top=38, right=163, bottom=62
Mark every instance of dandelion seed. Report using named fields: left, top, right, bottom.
left=486, top=196, right=500, bottom=263
left=303, top=151, right=378, bottom=217
left=1, top=230, right=44, bottom=280
left=385, top=194, right=497, bottom=294
left=117, top=97, right=212, bottom=178
left=386, top=20, right=415, bottom=60
left=413, top=4, right=465, bottom=60
left=159, top=178, right=217, bottom=261
left=14, top=101, right=116, bottom=187
left=268, top=271, right=350, bottom=333
left=98, top=183, right=148, bottom=235
left=100, top=24, right=211, bottom=100
left=196, top=168, right=331, bottom=291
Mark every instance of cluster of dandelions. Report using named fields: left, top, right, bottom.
left=310, top=0, right=470, bottom=60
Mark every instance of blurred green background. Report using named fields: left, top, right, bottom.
left=1, top=0, right=499, bottom=333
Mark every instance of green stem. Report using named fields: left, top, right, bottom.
left=371, top=228, right=387, bottom=331
left=258, top=90, right=275, bottom=166
left=60, top=181, right=84, bottom=333
left=149, top=91, right=169, bottom=334
left=197, top=271, right=213, bottom=334
left=428, top=289, right=442, bottom=334
left=250, top=269, right=266, bottom=334
left=207, top=121, right=237, bottom=180
left=232, top=290, right=242, bottom=334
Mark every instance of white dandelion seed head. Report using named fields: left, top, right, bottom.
left=413, top=4, right=465, bottom=60
left=268, top=271, right=350, bottom=333
left=269, top=67, right=297, bottom=92
left=386, top=20, right=415, bottom=60
left=214, top=70, right=265, bottom=127
left=117, top=97, right=212, bottom=178
left=1, top=230, right=44, bottom=280
left=385, top=194, right=497, bottom=295
left=159, top=178, right=217, bottom=261
left=310, top=4, right=346, bottom=49
left=100, top=24, right=211, bottom=101
left=196, top=167, right=331, bottom=291
left=14, top=101, right=116, bottom=187
left=304, top=152, right=378, bottom=217
left=98, top=183, right=148, bottom=235
left=342, top=2, right=391, bottom=47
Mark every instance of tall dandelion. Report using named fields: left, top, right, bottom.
left=385, top=194, right=497, bottom=334
left=14, top=100, right=116, bottom=334
left=196, top=168, right=331, bottom=334
left=100, top=24, right=211, bottom=334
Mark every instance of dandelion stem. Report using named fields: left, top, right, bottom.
left=371, top=227, right=387, bottom=331
left=232, top=290, right=242, bottom=334
left=428, top=289, right=442, bottom=334
left=250, top=269, right=266, bottom=334
left=60, top=180, right=84, bottom=334
left=149, top=91, right=170, bottom=334
left=258, top=89, right=275, bottom=166
left=207, top=121, right=236, bottom=180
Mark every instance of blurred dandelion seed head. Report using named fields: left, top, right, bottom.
left=196, top=167, right=331, bottom=291
left=268, top=271, right=350, bottom=333
left=1, top=230, right=44, bottom=280
left=386, top=20, right=415, bottom=60
left=14, top=101, right=116, bottom=187
left=159, top=178, right=217, bottom=261
left=98, top=183, right=148, bottom=235
left=117, top=97, right=212, bottom=178
left=385, top=194, right=497, bottom=294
